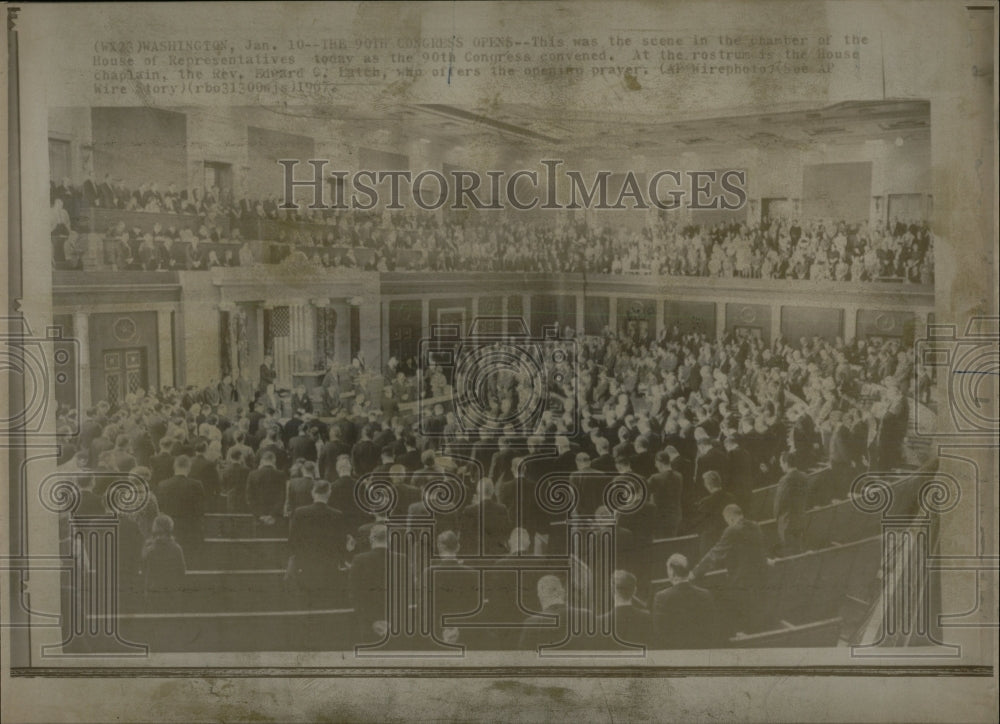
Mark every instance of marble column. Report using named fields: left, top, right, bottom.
left=72, top=312, right=90, bottom=409
left=844, top=306, right=859, bottom=342
left=334, top=302, right=351, bottom=366
left=715, top=301, right=726, bottom=340
left=156, top=309, right=174, bottom=390
left=358, top=297, right=381, bottom=374
left=770, top=305, right=782, bottom=344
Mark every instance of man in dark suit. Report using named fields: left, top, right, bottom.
left=630, top=434, right=656, bottom=479
left=425, top=530, right=479, bottom=645
left=693, top=432, right=727, bottom=494
left=688, top=471, right=736, bottom=555
left=409, top=449, right=444, bottom=489
left=519, top=436, right=559, bottom=549
left=287, top=479, right=348, bottom=607
left=258, top=355, right=277, bottom=395
left=349, top=524, right=405, bottom=643
left=318, top=426, right=350, bottom=481
left=386, top=463, right=422, bottom=518
left=157, top=455, right=206, bottom=551
left=569, top=452, right=608, bottom=516
left=351, top=423, right=380, bottom=477
left=652, top=553, right=722, bottom=649
left=692, top=504, right=768, bottom=635
left=72, top=475, right=106, bottom=517
left=774, top=450, right=808, bottom=556
left=245, top=451, right=288, bottom=526
left=518, top=574, right=589, bottom=652
left=289, top=385, right=313, bottom=416
left=189, top=440, right=220, bottom=509
left=723, top=434, right=755, bottom=514
left=823, top=409, right=861, bottom=504
left=371, top=445, right=397, bottom=476
left=288, top=422, right=319, bottom=464
left=597, top=570, right=652, bottom=647
left=395, top=434, right=423, bottom=472
left=665, top=445, right=697, bottom=516
left=590, top=436, right=616, bottom=473
left=148, top=439, right=176, bottom=490
left=648, top=450, right=683, bottom=538
left=457, top=478, right=511, bottom=556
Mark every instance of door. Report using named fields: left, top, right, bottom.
left=103, top=348, right=148, bottom=406
left=761, top=197, right=791, bottom=220
left=49, top=138, right=72, bottom=185
left=204, top=161, right=233, bottom=196
left=887, top=193, right=926, bottom=224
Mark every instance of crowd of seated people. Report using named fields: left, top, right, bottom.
left=54, top=321, right=921, bottom=648
left=51, top=176, right=933, bottom=283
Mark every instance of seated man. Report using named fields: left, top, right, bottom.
left=652, top=553, right=722, bottom=649
left=518, top=574, right=591, bottom=653
left=596, top=570, right=652, bottom=648
left=349, top=524, right=404, bottom=644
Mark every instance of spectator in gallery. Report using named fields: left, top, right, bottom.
left=653, top=553, right=722, bottom=650
left=142, top=514, right=187, bottom=601
left=234, top=238, right=254, bottom=266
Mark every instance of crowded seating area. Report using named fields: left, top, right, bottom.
left=56, top=321, right=925, bottom=653
left=50, top=177, right=934, bottom=283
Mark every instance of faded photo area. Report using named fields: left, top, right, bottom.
left=41, top=98, right=947, bottom=657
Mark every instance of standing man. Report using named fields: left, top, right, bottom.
left=157, top=455, right=206, bottom=552
left=287, top=480, right=348, bottom=607
left=774, top=451, right=808, bottom=556
left=259, top=354, right=277, bottom=395
left=692, top=504, right=768, bottom=636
